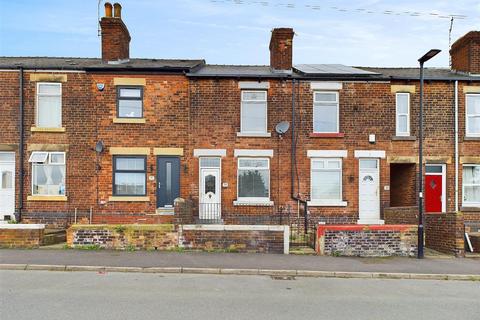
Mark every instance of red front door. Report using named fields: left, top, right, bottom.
left=425, top=175, right=442, bottom=213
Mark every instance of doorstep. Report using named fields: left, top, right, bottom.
left=153, top=207, right=174, bottom=215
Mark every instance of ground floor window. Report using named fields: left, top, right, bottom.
left=113, top=156, right=147, bottom=196
left=463, top=165, right=480, bottom=206
left=237, top=158, right=270, bottom=202
left=29, top=151, right=66, bottom=196
left=311, top=158, right=342, bottom=202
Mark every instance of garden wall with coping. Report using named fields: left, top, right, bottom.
left=178, top=225, right=290, bottom=254
left=0, top=224, right=45, bottom=248
left=316, top=224, right=417, bottom=257
left=67, top=224, right=178, bottom=250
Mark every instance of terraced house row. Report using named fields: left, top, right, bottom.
left=0, top=3, right=479, bottom=234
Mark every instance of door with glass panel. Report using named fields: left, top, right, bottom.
left=156, top=157, right=180, bottom=208
left=199, top=157, right=221, bottom=220
left=0, top=152, right=15, bottom=221
left=358, top=159, right=381, bottom=224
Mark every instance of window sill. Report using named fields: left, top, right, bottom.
left=464, top=136, right=480, bottom=141
left=113, top=118, right=146, bottom=124
left=30, top=127, right=66, bottom=133
left=236, top=132, right=271, bottom=137
left=461, top=206, right=480, bottom=212
left=310, top=133, right=344, bottom=138
left=108, top=196, right=150, bottom=202
left=233, top=200, right=274, bottom=206
left=391, top=135, right=416, bottom=141
left=27, top=195, right=67, bottom=202
left=307, top=200, right=347, bottom=207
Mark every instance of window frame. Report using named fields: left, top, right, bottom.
left=237, top=157, right=270, bottom=202
left=466, top=93, right=480, bottom=137
left=240, top=90, right=268, bottom=134
left=310, top=158, right=343, bottom=203
left=395, top=92, right=410, bottom=136
left=36, top=82, right=62, bottom=128
left=462, top=164, right=480, bottom=207
left=112, top=155, right=147, bottom=197
left=313, top=91, right=339, bottom=133
left=30, top=151, right=66, bottom=196
left=116, top=86, right=144, bottom=119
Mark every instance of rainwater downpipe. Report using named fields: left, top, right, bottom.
left=290, top=79, right=308, bottom=229
left=454, top=80, right=459, bottom=212
left=18, top=67, right=24, bottom=221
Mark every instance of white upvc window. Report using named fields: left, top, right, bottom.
left=463, top=165, right=480, bottom=206
left=310, top=158, right=344, bottom=205
left=36, top=83, right=62, bottom=128
left=29, top=151, right=66, bottom=196
left=466, top=94, right=480, bottom=137
left=240, top=90, right=267, bottom=134
left=237, top=158, right=270, bottom=202
left=313, top=91, right=339, bottom=133
left=396, top=93, right=410, bottom=136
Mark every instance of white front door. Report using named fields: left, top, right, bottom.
left=0, top=152, right=15, bottom=221
left=358, top=159, right=383, bottom=224
left=199, top=167, right=221, bottom=220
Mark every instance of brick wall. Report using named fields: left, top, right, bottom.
left=384, top=207, right=418, bottom=225
left=425, top=212, right=465, bottom=257
left=67, top=224, right=178, bottom=250
left=0, top=225, right=44, bottom=248
left=316, top=225, right=417, bottom=257
left=179, top=225, right=288, bottom=254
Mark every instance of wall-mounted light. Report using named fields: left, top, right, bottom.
left=96, top=83, right=105, bottom=91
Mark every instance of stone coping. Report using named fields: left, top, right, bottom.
left=181, top=224, right=288, bottom=232
left=0, top=224, right=45, bottom=230
left=69, top=224, right=175, bottom=232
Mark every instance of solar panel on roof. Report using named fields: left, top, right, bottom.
left=294, top=64, right=380, bottom=75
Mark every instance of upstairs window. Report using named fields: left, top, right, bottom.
left=466, top=94, right=480, bottom=136
left=463, top=165, right=480, bottom=206
left=396, top=93, right=410, bottom=136
left=117, top=86, right=143, bottom=118
left=311, top=158, right=342, bottom=202
left=237, top=158, right=270, bottom=201
left=313, top=91, right=339, bottom=133
left=113, top=156, right=147, bottom=196
left=36, top=83, right=62, bottom=128
left=240, top=91, right=267, bottom=134
left=29, top=151, right=66, bottom=196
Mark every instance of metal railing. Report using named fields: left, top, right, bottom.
left=197, top=203, right=222, bottom=223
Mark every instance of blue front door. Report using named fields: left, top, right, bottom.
left=156, top=157, right=180, bottom=208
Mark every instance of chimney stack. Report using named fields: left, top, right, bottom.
left=450, top=31, right=480, bottom=74
left=100, top=2, right=131, bottom=61
left=269, top=28, right=294, bottom=71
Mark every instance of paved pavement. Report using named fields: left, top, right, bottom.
left=1, top=270, right=479, bottom=320
left=1, top=249, right=479, bottom=275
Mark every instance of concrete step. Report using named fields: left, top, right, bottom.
left=42, top=229, right=66, bottom=246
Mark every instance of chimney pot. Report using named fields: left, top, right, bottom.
left=113, top=3, right=122, bottom=18
left=104, top=2, right=113, bottom=18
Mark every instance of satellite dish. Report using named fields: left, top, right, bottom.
left=95, top=140, right=105, bottom=153
left=275, top=121, right=290, bottom=135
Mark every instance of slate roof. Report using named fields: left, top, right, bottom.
left=357, top=67, right=478, bottom=81
left=188, top=64, right=292, bottom=78
left=0, top=57, right=205, bottom=71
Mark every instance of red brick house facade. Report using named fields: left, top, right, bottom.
left=0, top=4, right=479, bottom=231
